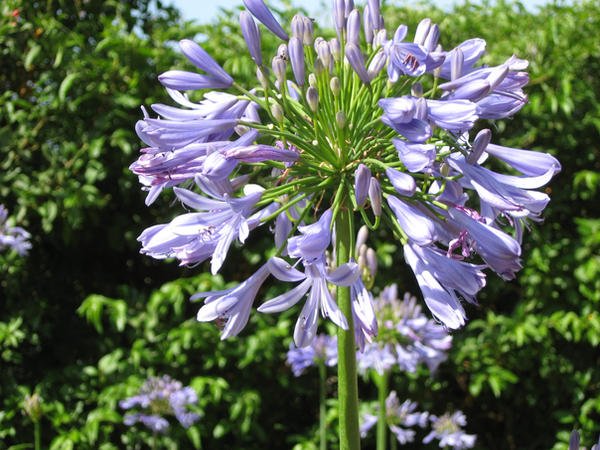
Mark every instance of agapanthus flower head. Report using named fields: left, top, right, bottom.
left=0, top=205, right=31, bottom=256
left=131, top=0, right=558, bottom=348
left=358, top=286, right=452, bottom=374
left=423, top=411, right=476, bottom=449
left=120, top=375, right=199, bottom=432
left=360, top=392, right=429, bottom=444
left=286, top=333, right=338, bottom=376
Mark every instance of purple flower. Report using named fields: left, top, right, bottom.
left=120, top=375, right=199, bottom=432
left=355, top=164, right=371, bottom=206
left=447, top=206, right=522, bottom=280
left=225, top=144, right=299, bottom=163
left=243, top=0, right=289, bottom=41
left=240, top=11, right=262, bottom=65
left=345, top=43, right=370, bottom=84
left=485, top=143, right=561, bottom=177
left=259, top=256, right=359, bottom=347
left=393, top=139, right=436, bottom=173
left=386, top=167, right=416, bottom=197
left=404, top=243, right=467, bottom=329
left=286, top=334, right=338, bottom=376
left=360, top=392, right=429, bottom=444
left=387, top=196, right=436, bottom=246
left=346, top=9, right=361, bottom=46
left=384, top=25, right=429, bottom=80
left=424, top=411, right=476, bottom=449
left=178, top=39, right=234, bottom=86
left=351, top=274, right=378, bottom=351
left=0, top=205, right=31, bottom=256
left=194, top=264, right=270, bottom=339
left=287, top=209, right=333, bottom=261
left=138, top=177, right=263, bottom=274
left=438, top=38, right=487, bottom=80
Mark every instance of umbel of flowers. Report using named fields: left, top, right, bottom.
left=131, top=0, right=560, bottom=446
left=0, top=205, right=31, bottom=256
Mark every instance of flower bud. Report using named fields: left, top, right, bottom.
left=23, top=392, right=43, bottom=422
left=345, top=0, right=354, bottom=16
left=314, top=36, right=325, bottom=52
left=329, top=38, right=341, bottom=61
left=306, top=86, right=319, bottom=113
left=291, top=14, right=305, bottom=40
left=288, top=37, right=305, bottom=86
left=355, top=163, right=371, bottom=206
left=256, top=66, right=269, bottom=89
left=423, top=23, right=440, bottom=52
left=468, top=128, right=491, bottom=164
left=333, top=0, right=345, bottom=31
left=373, top=29, right=387, bottom=48
left=317, top=41, right=332, bottom=68
left=345, top=42, right=369, bottom=84
left=314, top=58, right=325, bottom=76
left=271, top=103, right=284, bottom=123
left=240, top=11, right=262, bottom=65
left=356, top=225, right=369, bottom=253
left=277, top=43, right=288, bottom=60
left=336, top=110, right=347, bottom=129
left=411, top=82, right=423, bottom=97
left=414, top=97, right=428, bottom=120
left=272, top=56, right=286, bottom=85
left=367, top=49, right=386, bottom=81
left=309, top=73, right=318, bottom=87
left=414, top=18, right=431, bottom=46
left=368, top=177, right=382, bottom=217
left=330, top=77, right=341, bottom=97
left=451, top=47, right=464, bottom=81
left=363, top=4, right=374, bottom=44
left=302, top=16, right=314, bottom=45
left=440, top=162, right=451, bottom=177
left=367, top=248, right=377, bottom=278
left=367, top=0, right=380, bottom=30
left=346, top=9, right=361, bottom=46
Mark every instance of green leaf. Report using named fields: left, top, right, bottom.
left=58, top=73, right=80, bottom=103
left=24, top=43, right=41, bottom=69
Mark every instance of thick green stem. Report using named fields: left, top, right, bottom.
left=336, top=207, right=360, bottom=450
left=34, top=420, right=41, bottom=450
left=376, top=370, right=389, bottom=450
left=318, top=360, right=327, bottom=450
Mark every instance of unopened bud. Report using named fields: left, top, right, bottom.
left=440, top=162, right=451, bottom=177
left=256, top=67, right=269, bottom=89
left=346, top=9, right=361, bottom=46
left=314, top=36, right=325, bottom=52
left=424, top=24, right=440, bottom=52
left=363, top=5, right=374, bottom=44
left=354, top=163, right=371, bottom=206
left=414, top=18, right=431, bottom=46
left=368, top=177, right=382, bottom=217
left=411, top=82, right=423, bottom=97
left=306, top=86, right=319, bottom=113
left=366, top=248, right=377, bottom=277
left=468, top=128, right=492, bottom=164
left=314, top=58, right=325, bottom=76
left=329, top=37, right=341, bottom=61
left=277, top=43, right=288, bottom=60
left=336, top=110, right=347, bottom=129
left=271, top=103, right=284, bottom=123
left=333, top=0, right=345, bottom=31
left=451, top=47, right=464, bottom=81
left=356, top=225, right=369, bottom=254
left=309, top=73, right=318, bottom=87
left=23, top=392, right=43, bottom=422
left=302, top=16, right=314, bottom=45
left=330, top=77, right=341, bottom=97
left=291, top=14, right=305, bottom=40
left=288, top=37, right=305, bottom=86
left=272, top=56, right=287, bottom=85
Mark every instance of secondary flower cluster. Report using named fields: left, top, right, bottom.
left=0, top=205, right=31, bottom=256
left=360, top=392, right=475, bottom=447
left=357, top=284, right=452, bottom=375
left=119, top=375, right=199, bottom=433
left=286, top=333, right=338, bottom=376
left=132, top=0, right=559, bottom=346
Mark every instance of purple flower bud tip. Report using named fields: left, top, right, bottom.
left=355, top=164, right=371, bottom=206
left=288, top=37, right=305, bottom=86
left=240, top=11, right=262, bottom=65
left=243, top=0, right=289, bottom=41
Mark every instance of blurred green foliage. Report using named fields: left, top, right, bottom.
left=1, top=0, right=599, bottom=448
